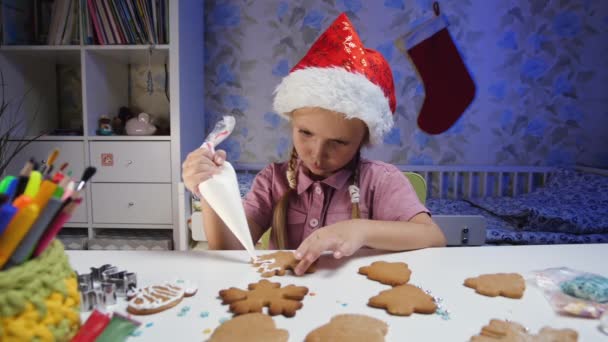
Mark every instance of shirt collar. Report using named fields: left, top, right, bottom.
left=296, top=162, right=353, bottom=195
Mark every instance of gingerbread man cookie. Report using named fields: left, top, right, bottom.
left=209, top=313, right=288, bottom=342
left=368, top=284, right=437, bottom=316
left=464, top=273, right=525, bottom=299
left=359, top=261, right=411, bottom=286
left=219, top=279, right=308, bottom=317
left=253, top=251, right=316, bottom=277
left=471, top=319, right=578, bottom=341
left=305, top=314, right=388, bottom=342
left=127, top=282, right=190, bottom=315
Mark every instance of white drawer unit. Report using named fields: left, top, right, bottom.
left=89, top=141, right=171, bottom=183
left=5, top=140, right=86, bottom=179
left=69, top=200, right=88, bottom=223
left=92, top=183, right=172, bottom=224
left=5, top=141, right=88, bottom=224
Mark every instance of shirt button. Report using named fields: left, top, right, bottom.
left=315, top=186, right=322, bottom=195
left=309, top=218, right=319, bottom=228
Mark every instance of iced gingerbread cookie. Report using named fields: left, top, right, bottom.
left=464, top=273, right=525, bottom=299
left=127, top=282, right=191, bottom=315
left=359, top=261, right=411, bottom=286
left=208, top=313, right=288, bottom=342
left=219, top=279, right=308, bottom=317
left=305, top=314, right=388, bottom=342
left=368, top=284, right=436, bottom=316
left=471, top=319, right=578, bottom=341
left=253, top=251, right=316, bottom=277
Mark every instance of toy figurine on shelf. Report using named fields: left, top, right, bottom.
left=125, top=112, right=157, bottom=136
left=97, top=115, right=113, bottom=135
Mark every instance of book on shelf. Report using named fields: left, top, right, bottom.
left=1, top=0, right=166, bottom=46
left=0, top=0, right=80, bottom=45
left=84, top=0, right=168, bottom=45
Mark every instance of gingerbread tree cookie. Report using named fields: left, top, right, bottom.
left=305, top=314, right=388, bottom=342
left=464, top=273, right=525, bottom=299
left=253, top=251, right=316, bottom=277
left=209, top=313, right=288, bottom=342
left=471, top=319, right=578, bottom=341
left=368, top=284, right=436, bottom=316
left=219, top=279, right=308, bottom=317
left=358, top=261, right=411, bottom=286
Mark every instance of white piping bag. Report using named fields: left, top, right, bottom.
left=197, top=116, right=257, bottom=260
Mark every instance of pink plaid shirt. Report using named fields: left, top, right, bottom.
left=243, top=159, right=429, bottom=249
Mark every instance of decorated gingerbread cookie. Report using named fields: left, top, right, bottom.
left=464, top=273, right=525, bottom=299
left=305, top=314, right=388, bottom=342
left=471, top=319, right=578, bottom=341
left=253, top=251, right=316, bottom=277
left=127, top=282, right=191, bottom=315
left=219, top=279, right=309, bottom=317
left=208, top=313, right=288, bottom=342
left=368, top=284, right=436, bottom=316
left=359, top=261, right=411, bottom=286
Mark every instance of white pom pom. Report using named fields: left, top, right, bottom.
left=348, top=185, right=360, bottom=204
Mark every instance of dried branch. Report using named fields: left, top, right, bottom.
left=0, top=69, right=45, bottom=176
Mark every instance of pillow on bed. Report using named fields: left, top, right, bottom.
left=467, top=171, right=608, bottom=235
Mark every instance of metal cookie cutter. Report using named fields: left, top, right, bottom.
left=77, top=264, right=137, bottom=312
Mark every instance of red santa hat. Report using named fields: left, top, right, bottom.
left=273, top=13, right=396, bottom=145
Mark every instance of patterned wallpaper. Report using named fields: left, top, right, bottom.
left=203, top=0, right=608, bottom=168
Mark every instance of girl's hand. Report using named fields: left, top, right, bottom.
left=293, top=220, right=367, bottom=276
left=181, top=148, right=226, bottom=198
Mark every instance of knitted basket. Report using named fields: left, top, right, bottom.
left=0, top=240, right=81, bottom=342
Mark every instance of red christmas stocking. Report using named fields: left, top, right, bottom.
left=405, top=9, right=476, bottom=135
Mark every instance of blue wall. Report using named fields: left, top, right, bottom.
left=202, top=0, right=608, bottom=168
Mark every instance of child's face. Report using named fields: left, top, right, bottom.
left=291, top=107, right=368, bottom=178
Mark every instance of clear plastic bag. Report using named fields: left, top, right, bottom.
left=531, top=267, right=608, bottom=319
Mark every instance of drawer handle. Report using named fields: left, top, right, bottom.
left=128, top=202, right=135, bottom=207
left=126, top=160, right=133, bottom=166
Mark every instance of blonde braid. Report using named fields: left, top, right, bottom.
left=271, top=147, right=298, bottom=249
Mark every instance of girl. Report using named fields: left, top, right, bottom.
left=182, top=13, right=446, bottom=275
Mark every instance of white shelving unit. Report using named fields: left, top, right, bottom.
left=0, top=1, right=204, bottom=251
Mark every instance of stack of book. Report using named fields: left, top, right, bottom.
left=83, top=0, right=169, bottom=45
left=0, top=0, right=168, bottom=46
left=1, top=0, right=79, bottom=45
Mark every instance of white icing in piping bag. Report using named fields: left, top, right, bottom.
left=197, top=116, right=257, bottom=260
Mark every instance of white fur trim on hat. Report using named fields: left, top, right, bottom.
left=273, top=67, right=394, bottom=145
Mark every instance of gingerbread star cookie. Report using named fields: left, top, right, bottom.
left=368, top=284, right=437, bottom=316
left=219, top=279, right=309, bottom=317
left=464, top=273, right=525, bottom=299
left=471, top=319, right=578, bottom=341
left=359, top=261, right=411, bottom=286
left=209, top=313, right=289, bottom=342
left=127, top=282, right=191, bottom=315
left=305, top=314, right=388, bottom=342
left=253, top=251, right=316, bottom=277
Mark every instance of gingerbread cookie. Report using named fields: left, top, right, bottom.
left=359, top=261, right=411, bottom=286
left=127, top=282, right=187, bottom=315
left=253, top=251, right=317, bottom=277
left=209, top=313, right=288, bottom=342
left=219, top=279, right=308, bottom=317
left=305, top=314, right=388, bottom=342
left=471, top=319, right=578, bottom=341
left=368, top=284, right=436, bottom=316
left=464, top=273, right=525, bottom=299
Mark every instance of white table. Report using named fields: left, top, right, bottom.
left=67, top=244, right=608, bottom=341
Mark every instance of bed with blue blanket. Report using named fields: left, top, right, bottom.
left=427, top=168, right=608, bottom=245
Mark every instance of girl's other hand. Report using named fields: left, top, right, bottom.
left=293, top=221, right=366, bottom=275
left=181, top=148, right=226, bottom=198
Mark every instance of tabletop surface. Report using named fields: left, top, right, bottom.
left=67, top=244, right=608, bottom=341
